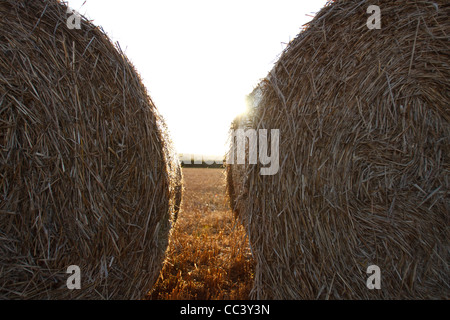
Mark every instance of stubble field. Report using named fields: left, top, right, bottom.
left=147, top=168, right=254, bottom=300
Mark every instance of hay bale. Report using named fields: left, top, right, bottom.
left=227, top=0, right=449, bottom=299
left=227, top=90, right=263, bottom=218
left=226, top=114, right=248, bottom=219
left=0, top=0, right=182, bottom=299
left=159, top=120, right=184, bottom=224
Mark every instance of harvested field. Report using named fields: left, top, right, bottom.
left=148, top=168, right=254, bottom=300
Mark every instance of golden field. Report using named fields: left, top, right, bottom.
left=147, top=168, right=254, bottom=300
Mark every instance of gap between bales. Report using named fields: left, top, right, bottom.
left=148, top=168, right=255, bottom=300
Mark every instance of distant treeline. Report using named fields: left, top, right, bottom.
left=181, top=161, right=225, bottom=169
left=179, top=154, right=225, bottom=168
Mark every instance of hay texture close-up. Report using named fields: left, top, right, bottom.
left=0, top=0, right=182, bottom=299
left=227, top=0, right=449, bottom=299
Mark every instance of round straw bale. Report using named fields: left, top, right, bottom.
left=228, top=0, right=449, bottom=299
left=226, top=114, right=249, bottom=219
left=0, top=0, right=182, bottom=299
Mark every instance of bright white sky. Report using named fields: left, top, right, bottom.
left=67, top=0, right=328, bottom=157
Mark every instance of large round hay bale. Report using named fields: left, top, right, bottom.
left=227, top=0, right=449, bottom=299
left=0, top=0, right=182, bottom=299
left=226, top=114, right=249, bottom=219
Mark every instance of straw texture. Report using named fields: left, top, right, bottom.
left=227, top=0, right=449, bottom=299
left=0, top=0, right=182, bottom=299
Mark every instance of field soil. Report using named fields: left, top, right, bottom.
left=148, top=168, right=254, bottom=300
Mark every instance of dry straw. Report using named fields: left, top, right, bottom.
left=0, top=0, right=182, bottom=299
left=227, top=0, right=449, bottom=299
